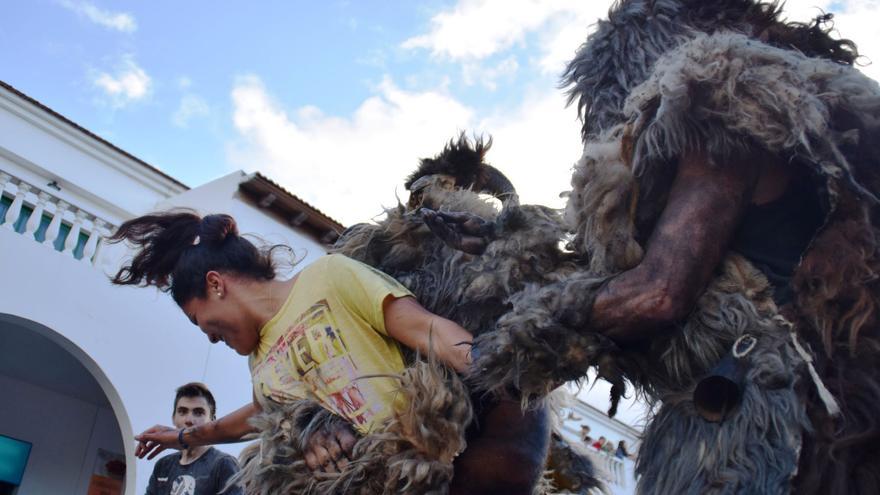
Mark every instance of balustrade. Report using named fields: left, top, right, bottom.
left=0, top=169, right=116, bottom=265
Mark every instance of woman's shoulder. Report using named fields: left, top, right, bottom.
left=297, top=253, right=345, bottom=274
left=320, top=253, right=367, bottom=273
left=298, top=254, right=361, bottom=284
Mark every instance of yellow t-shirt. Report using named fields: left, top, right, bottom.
left=249, top=254, right=412, bottom=434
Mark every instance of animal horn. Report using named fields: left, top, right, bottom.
left=478, top=164, right=517, bottom=202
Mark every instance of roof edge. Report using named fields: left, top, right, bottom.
left=238, top=172, right=345, bottom=245
left=0, top=79, right=189, bottom=192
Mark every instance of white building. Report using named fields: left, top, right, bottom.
left=0, top=80, right=341, bottom=495
left=0, top=79, right=641, bottom=495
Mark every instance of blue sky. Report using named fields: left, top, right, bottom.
left=4, top=1, right=470, bottom=186
left=3, top=0, right=592, bottom=222
left=4, top=0, right=878, bottom=230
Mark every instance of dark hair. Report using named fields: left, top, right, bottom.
left=681, top=0, right=859, bottom=65
left=109, top=210, right=279, bottom=305
left=174, top=382, right=217, bottom=418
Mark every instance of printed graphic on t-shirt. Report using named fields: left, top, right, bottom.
left=252, top=300, right=385, bottom=428
left=171, top=474, right=196, bottom=495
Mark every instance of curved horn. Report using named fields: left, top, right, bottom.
left=477, top=164, right=518, bottom=202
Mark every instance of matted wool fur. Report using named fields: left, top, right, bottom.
left=335, top=189, right=576, bottom=337
left=544, top=433, right=605, bottom=495
left=231, top=359, right=472, bottom=495
left=631, top=270, right=811, bottom=494
left=337, top=12, right=879, bottom=491
left=541, top=391, right=606, bottom=495
left=636, top=331, right=808, bottom=495
left=332, top=138, right=603, bottom=493
left=552, top=3, right=880, bottom=493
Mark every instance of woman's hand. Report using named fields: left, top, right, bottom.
left=303, top=421, right=358, bottom=473
left=134, top=401, right=261, bottom=460
left=134, top=425, right=179, bottom=460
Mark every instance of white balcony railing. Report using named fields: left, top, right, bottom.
left=589, top=449, right=629, bottom=490
left=0, top=170, right=116, bottom=266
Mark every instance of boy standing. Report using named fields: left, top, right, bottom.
left=145, top=383, right=241, bottom=495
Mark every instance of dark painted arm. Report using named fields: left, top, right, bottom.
left=592, top=151, right=760, bottom=342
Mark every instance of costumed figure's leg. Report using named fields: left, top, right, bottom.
left=450, top=396, right=550, bottom=495
left=635, top=278, right=810, bottom=494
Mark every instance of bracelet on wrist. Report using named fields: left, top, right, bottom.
left=178, top=428, right=190, bottom=450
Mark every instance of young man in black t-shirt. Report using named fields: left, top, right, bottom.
left=145, top=383, right=241, bottom=495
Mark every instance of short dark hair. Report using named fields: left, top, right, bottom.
left=173, top=382, right=217, bottom=419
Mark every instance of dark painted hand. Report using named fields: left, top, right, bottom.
left=303, top=421, right=357, bottom=474
left=421, top=208, right=495, bottom=255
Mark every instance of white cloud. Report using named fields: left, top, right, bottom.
left=402, top=0, right=576, bottom=60
left=228, top=75, right=477, bottom=225
left=59, top=0, right=137, bottom=33
left=402, top=0, right=609, bottom=70
left=462, top=55, right=519, bottom=90
left=475, top=88, right=582, bottom=209
left=227, top=71, right=585, bottom=227
left=92, top=55, right=151, bottom=107
left=177, top=76, right=193, bottom=90
left=535, top=6, right=608, bottom=75
left=403, top=0, right=880, bottom=79
left=172, top=94, right=210, bottom=128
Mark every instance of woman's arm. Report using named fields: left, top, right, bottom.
left=383, top=295, right=472, bottom=372
left=591, top=151, right=760, bottom=342
left=134, top=398, right=261, bottom=460
left=300, top=296, right=473, bottom=474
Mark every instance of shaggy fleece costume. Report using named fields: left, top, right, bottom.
left=334, top=136, right=598, bottom=494
left=233, top=136, right=600, bottom=494
left=232, top=360, right=472, bottom=495
left=471, top=1, right=880, bottom=494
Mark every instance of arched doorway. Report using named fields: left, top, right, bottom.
left=0, top=313, right=134, bottom=495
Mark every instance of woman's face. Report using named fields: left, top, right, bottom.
left=181, top=290, right=260, bottom=356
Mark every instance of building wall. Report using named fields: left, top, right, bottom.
left=0, top=86, right=184, bottom=225
left=0, top=375, right=122, bottom=495
left=0, top=188, right=329, bottom=494
left=155, top=170, right=329, bottom=266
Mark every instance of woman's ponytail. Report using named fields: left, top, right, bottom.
left=109, top=211, right=202, bottom=290
left=110, top=210, right=279, bottom=305
left=195, top=214, right=239, bottom=247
